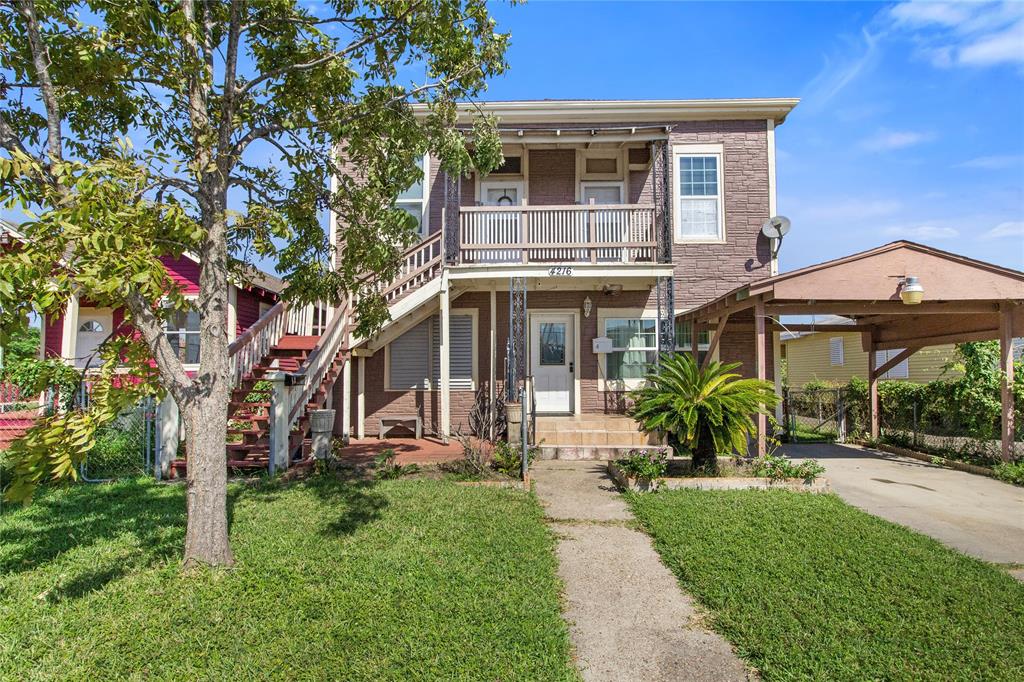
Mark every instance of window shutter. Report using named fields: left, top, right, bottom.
left=389, top=318, right=431, bottom=389
left=875, top=348, right=909, bottom=379
left=431, top=314, right=474, bottom=390
left=829, top=337, right=844, bottom=366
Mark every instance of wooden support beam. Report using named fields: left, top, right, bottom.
left=439, top=271, right=451, bottom=443
left=766, top=301, right=1000, bottom=316
left=691, top=320, right=699, bottom=361
left=866, top=332, right=879, bottom=440
left=755, top=297, right=766, bottom=458
left=1000, top=302, right=1017, bottom=462
left=701, top=314, right=729, bottom=371
left=489, top=286, right=497, bottom=442
left=873, top=346, right=920, bottom=379
left=874, top=328, right=999, bottom=351
left=356, top=356, right=365, bottom=440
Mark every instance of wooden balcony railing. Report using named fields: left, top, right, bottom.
left=457, top=203, right=659, bottom=265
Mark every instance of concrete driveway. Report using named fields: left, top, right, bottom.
left=784, top=443, right=1024, bottom=570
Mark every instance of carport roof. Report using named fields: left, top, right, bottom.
left=679, top=240, right=1024, bottom=347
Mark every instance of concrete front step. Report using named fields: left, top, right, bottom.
left=535, top=430, right=661, bottom=447
left=536, top=444, right=665, bottom=461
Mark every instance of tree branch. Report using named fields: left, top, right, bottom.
left=124, top=291, right=193, bottom=405
left=15, top=0, right=62, bottom=166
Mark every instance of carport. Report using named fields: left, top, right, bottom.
left=678, top=241, right=1024, bottom=460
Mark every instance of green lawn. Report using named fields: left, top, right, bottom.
left=0, top=476, right=578, bottom=680
left=629, top=489, right=1024, bottom=682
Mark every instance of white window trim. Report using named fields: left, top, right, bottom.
left=384, top=307, right=478, bottom=392
left=579, top=180, right=625, bottom=205
left=829, top=337, right=845, bottom=366
left=597, top=307, right=659, bottom=392
left=396, top=154, right=430, bottom=237
left=672, top=142, right=726, bottom=244
left=580, top=148, right=623, bottom=181
left=478, top=179, right=525, bottom=207
left=164, top=294, right=201, bottom=370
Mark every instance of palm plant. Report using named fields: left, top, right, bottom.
left=629, top=353, right=779, bottom=471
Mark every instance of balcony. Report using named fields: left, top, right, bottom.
left=455, top=203, right=660, bottom=265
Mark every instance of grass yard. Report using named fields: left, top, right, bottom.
left=0, top=476, right=578, bottom=681
left=629, top=489, right=1024, bottom=682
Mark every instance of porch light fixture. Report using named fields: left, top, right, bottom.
left=602, top=283, right=623, bottom=296
left=899, top=276, right=924, bottom=305
left=583, top=296, right=593, bottom=318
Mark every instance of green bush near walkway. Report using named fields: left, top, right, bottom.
left=629, top=489, right=1024, bottom=681
left=0, top=477, right=577, bottom=680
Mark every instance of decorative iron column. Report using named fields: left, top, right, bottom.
left=505, top=276, right=527, bottom=402
left=442, top=170, right=461, bottom=265
left=656, top=275, right=676, bottom=359
left=651, top=139, right=673, bottom=264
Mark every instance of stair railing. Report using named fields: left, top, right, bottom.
left=285, top=302, right=349, bottom=426
left=354, top=231, right=443, bottom=310
left=227, top=300, right=313, bottom=389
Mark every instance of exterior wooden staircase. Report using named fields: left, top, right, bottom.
left=168, top=232, right=443, bottom=476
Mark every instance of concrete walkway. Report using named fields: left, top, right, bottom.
left=531, top=460, right=752, bottom=682
left=785, top=443, right=1024, bottom=574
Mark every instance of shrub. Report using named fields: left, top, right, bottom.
left=630, top=353, right=778, bottom=471
left=614, top=449, right=668, bottom=481
left=749, top=452, right=826, bottom=483
left=373, top=449, right=419, bottom=480
left=84, top=427, right=145, bottom=478
left=492, top=439, right=538, bottom=478
left=993, top=460, right=1024, bottom=487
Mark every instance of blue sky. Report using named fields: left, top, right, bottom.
left=477, top=0, right=1024, bottom=272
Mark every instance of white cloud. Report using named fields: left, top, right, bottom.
left=982, top=220, right=1024, bottom=239
left=956, top=154, right=1024, bottom=169
left=886, top=2, right=1024, bottom=69
left=860, top=129, right=934, bottom=152
left=883, top=224, right=959, bottom=240
left=801, top=28, right=881, bottom=111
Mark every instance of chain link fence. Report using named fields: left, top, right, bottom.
left=74, top=381, right=159, bottom=481
left=782, top=387, right=846, bottom=443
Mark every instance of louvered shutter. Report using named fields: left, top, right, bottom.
left=389, top=318, right=431, bottom=389
left=829, top=337, right=844, bottom=366
left=431, top=314, right=474, bottom=390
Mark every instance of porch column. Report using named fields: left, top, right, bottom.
left=754, top=297, right=766, bottom=457
left=227, top=284, right=238, bottom=342
left=356, top=356, right=366, bottom=440
left=773, top=330, right=784, bottom=424
left=341, top=357, right=352, bottom=443
left=867, top=335, right=880, bottom=441
left=157, top=397, right=180, bottom=479
left=60, top=294, right=80, bottom=364
left=999, top=302, right=1016, bottom=462
left=439, top=270, right=451, bottom=442
left=691, top=321, right=699, bottom=361
left=489, top=286, right=497, bottom=441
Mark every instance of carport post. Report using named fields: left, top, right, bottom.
left=999, top=302, right=1016, bottom=462
left=867, top=336, right=880, bottom=441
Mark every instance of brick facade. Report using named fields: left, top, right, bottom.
left=335, top=115, right=777, bottom=436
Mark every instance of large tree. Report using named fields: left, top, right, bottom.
left=0, top=0, right=507, bottom=566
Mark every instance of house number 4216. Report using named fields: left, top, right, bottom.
left=548, top=266, right=574, bottom=277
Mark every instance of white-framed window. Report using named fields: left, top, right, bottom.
left=673, top=144, right=724, bottom=242
left=675, top=319, right=713, bottom=366
left=386, top=310, right=476, bottom=391
left=396, top=154, right=430, bottom=236
left=829, top=337, right=845, bottom=366
left=580, top=181, right=624, bottom=205
left=604, top=317, right=658, bottom=383
left=164, top=305, right=201, bottom=366
left=875, top=348, right=909, bottom=379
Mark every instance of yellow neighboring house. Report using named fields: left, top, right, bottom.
left=781, top=317, right=957, bottom=388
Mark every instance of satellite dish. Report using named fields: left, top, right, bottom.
left=761, top=216, right=791, bottom=240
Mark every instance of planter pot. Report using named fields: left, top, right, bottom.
left=507, top=402, right=523, bottom=444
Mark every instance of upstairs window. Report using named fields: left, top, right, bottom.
left=674, top=145, right=724, bottom=242
left=396, top=155, right=429, bottom=236
left=165, top=307, right=201, bottom=365
left=491, top=156, right=522, bottom=175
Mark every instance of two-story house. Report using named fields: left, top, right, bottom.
left=328, top=98, right=797, bottom=455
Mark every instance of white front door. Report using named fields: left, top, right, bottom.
left=75, top=309, right=113, bottom=368
left=530, top=313, right=574, bottom=414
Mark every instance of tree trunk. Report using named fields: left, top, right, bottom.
left=182, top=387, right=233, bottom=568
left=691, top=424, right=718, bottom=473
